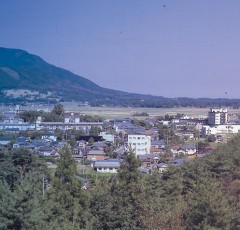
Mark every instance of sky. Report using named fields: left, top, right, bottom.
left=1, top=0, right=240, bottom=99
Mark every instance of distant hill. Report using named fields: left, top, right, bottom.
left=0, top=47, right=164, bottom=106
left=0, top=47, right=240, bottom=108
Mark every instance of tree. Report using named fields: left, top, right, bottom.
left=185, top=177, right=235, bottom=229
left=52, top=104, right=64, bottom=117
left=43, top=145, right=90, bottom=229
left=207, top=134, right=216, bottom=142
left=89, top=126, right=101, bottom=136
left=90, top=150, right=146, bottom=229
left=54, top=128, right=64, bottom=141
left=88, top=137, right=95, bottom=146
left=19, top=110, right=43, bottom=123
left=43, top=104, right=64, bottom=122
left=12, top=148, right=36, bottom=180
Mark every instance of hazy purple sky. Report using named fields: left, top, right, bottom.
left=1, top=0, right=240, bottom=98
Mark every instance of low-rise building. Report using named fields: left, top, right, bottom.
left=92, top=159, right=120, bottom=173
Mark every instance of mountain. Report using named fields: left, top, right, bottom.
left=1, top=47, right=240, bottom=108
left=0, top=47, right=166, bottom=106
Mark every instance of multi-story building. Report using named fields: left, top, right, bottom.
left=127, top=134, right=151, bottom=156
left=208, top=108, right=228, bottom=125
left=36, top=116, right=103, bottom=131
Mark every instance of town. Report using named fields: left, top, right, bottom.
left=0, top=104, right=239, bottom=178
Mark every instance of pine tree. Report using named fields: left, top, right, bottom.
left=43, top=145, right=91, bottom=229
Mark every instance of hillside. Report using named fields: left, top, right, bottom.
left=0, top=47, right=162, bottom=105
left=1, top=47, right=240, bottom=107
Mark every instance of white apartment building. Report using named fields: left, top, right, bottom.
left=127, top=134, right=151, bottom=156
left=208, top=108, right=228, bottom=125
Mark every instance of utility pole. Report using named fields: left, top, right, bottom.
left=42, top=174, right=45, bottom=196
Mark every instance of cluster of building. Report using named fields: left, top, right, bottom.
left=0, top=106, right=238, bottom=174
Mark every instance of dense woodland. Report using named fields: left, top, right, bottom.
left=1, top=134, right=240, bottom=229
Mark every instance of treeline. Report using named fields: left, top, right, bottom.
left=2, top=135, right=240, bottom=229
left=90, top=97, right=240, bottom=108
left=18, top=104, right=103, bottom=123
left=3, top=94, right=240, bottom=108
left=19, top=104, right=65, bottom=122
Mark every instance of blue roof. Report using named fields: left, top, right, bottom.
left=151, top=140, right=165, bottom=145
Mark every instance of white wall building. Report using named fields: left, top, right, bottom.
left=203, top=124, right=240, bottom=135
left=208, top=108, right=228, bottom=125
left=100, top=132, right=115, bottom=142
left=36, top=116, right=103, bottom=131
left=127, top=134, right=151, bottom=156
left=93, top=160, right=120, bottom=173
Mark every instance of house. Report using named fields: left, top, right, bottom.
left=170, top=146, right=181, bottom=155
left=138, top=153, right=160, bottom=168
left=150, top=147, right=162, bottom=154
left=151, top=140, right=165, bottom=148
left=181, top=145, right=197, bottom=155
left=170, top=145, right=197, bottom=155
left=0, top=136, right=15, bottom=145
left=41, top=133, right=57, bottom=142
left=156, top=162, right=168, bottom=173
left=72, top=145, right=85, bottom=155
left=92, top=142, right=108, bottom=150
left=92, top=159, right=120, bottom=173
left=38, top=146, right=56, bottom=157
left=179, top=131, right=195, bottom=140
left=87, top=150, right=106, bottom=161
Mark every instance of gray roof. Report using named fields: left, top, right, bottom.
left=93, top=160, right=120, bottom=168
left=138, top=153, right=160, bottom=161
left=38, top=146, right=54, bottom=152
left=88, top=150, right=105, bottom=155
left=93, top=142, right=108, bottom=148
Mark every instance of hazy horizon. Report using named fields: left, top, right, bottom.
left=1, top=0, right=240, bottom=99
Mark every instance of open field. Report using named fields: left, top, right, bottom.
left=67, top=107, right=210, bottom=119
left=2, top=102, right=240, bottom=120
left=63, top=103, right=240, bottom=120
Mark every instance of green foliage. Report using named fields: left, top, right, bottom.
left=88, top=137, right=95, bottom=146
left=54, top=145, right=77, bottom=184
left=3, top=132, right=240, bottom=229
left=0, top=147, right=48, bottom=230
left=89, top=125, right=101, bottom=136
left=43, top=145, right=91, bottom=229
left=19, top=110, right=44, bottom=123
left=90, top=151, right=146, bottom=229
left=207, top=134, right=217, bottom=142
left=81, top=115, right=103, bottom=122
left=185, top=177, right=234, bottom=229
